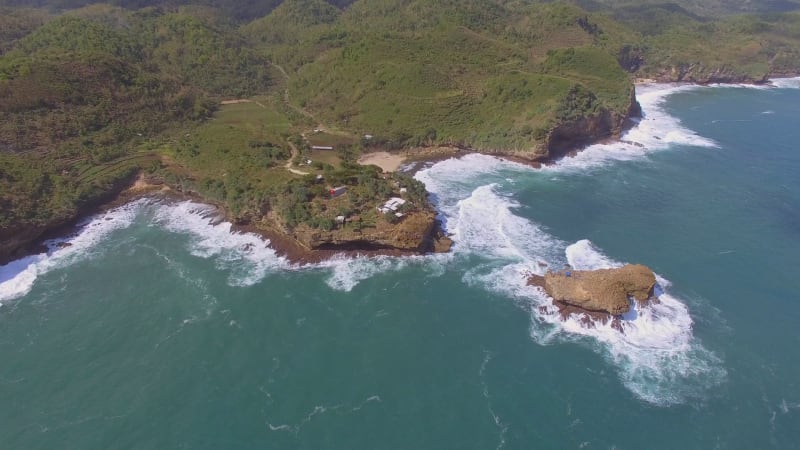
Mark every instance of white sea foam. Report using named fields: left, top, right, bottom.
left=149, top=201, right=451, bottom=292
left=461, top=235, right=726, bottom=405
left=451, top=185, right=564, bottom=263
left=769, top=76, right=800, bottom=89
left=559, top=241, right=725, bottom=405
left=147, top=200, right=449, bottom=292
left=1, top=197, right=436, bottom=296
left=0, top=200, right=145, bottom=303
left=149, top=201, right=289, bottom=287
left=539, top=84, right=719, bottom=173
left=415, top=153, right=532, bottom=225
left=315, top=255, right=408, bottom=292
left=420, top=156, right=725, bottom=405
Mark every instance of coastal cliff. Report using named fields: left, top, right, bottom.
left=291, top=210, right=451, bottom=254
left=489, top=85, right=641, bottom=163
left=544, top=87, right=642, bottom=161
left=649, top=64, right=770, bottom=84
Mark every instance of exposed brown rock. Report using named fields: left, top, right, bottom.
left=529, top=264, right=657, bottom=315
left=650, top=64, right=771, bottom=84
left=290, top=210, right=450, bottom=254
left=543, top=87, right=641, bottom=162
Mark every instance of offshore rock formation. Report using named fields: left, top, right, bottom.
left=529, top=264, right=657, bottom=315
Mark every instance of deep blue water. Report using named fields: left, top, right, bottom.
left=1, top=81, right=799, bottom=449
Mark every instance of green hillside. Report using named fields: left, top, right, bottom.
left=0, top=7, right=270, bottom=233
left=2, top=0, right=800, bottom=260
left=577, top=0, right=800, bottom=17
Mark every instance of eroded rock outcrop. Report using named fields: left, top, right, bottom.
left=650, top=64, right=770, bottom=84
left=291, top=210, right=452, bottom=254
left=543, top=88, right=642, bottom=161
left=529, top=264, right=657, bottom=315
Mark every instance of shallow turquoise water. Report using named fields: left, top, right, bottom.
left=1, top=81, right=799, bottom=448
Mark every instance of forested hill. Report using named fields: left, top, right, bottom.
left=4, top=0, right=799, bottom=21
left=578, top=0, right=800, bottom=17
left=0, top=0, right=357, bottom=20
left=2, top=0, right=800, bottom=262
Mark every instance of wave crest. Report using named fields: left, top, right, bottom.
left=420, top=156, right=726, bottom=406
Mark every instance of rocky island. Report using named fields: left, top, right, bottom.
left=528, top=264, right=658, bottom=323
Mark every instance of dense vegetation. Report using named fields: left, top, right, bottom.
left=1, top=0, right=799, bottom=258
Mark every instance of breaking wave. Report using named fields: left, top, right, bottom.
left=429, top=174, right=726, bottom=406
left=539, top=84, right=719, bottom=173
left=415, top=82, right=733, bottom=405
left=0, top=200, right=146, bottom=303
left=1, top=81, right=739, bottom=403
left=1, top=199, right=448, bottom=301
left=149, top=201, right=289, bottom=287
left=769, top=76, right=800, bottom=89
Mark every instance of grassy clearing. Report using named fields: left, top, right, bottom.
left=308, top=149, right=342, bottom=168
left=162, top=95, right=298, bottom=218
left=306, top=131, right=355, bottom=148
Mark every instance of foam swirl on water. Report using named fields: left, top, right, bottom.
left=0, top=200, right=146, bottom=303
left=150, top=201, right=289, bottom=287
left=446, top=179, right=726, bottom=405
left=415, top=83, right=735, bottom=404
left=1, top=81, right=746, bottom=403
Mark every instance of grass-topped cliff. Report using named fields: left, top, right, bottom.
left=2, top=0, right=800, bottom=261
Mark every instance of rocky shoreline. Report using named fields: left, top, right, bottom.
left=0, top=172, right=452, bottom=267
left=2, top=75, right=798, bottom=269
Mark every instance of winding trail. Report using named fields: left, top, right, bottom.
left=284, top=139, right=309, bottom=176
left=272, top=63, right=318, bottom=125
left=272, top=62, right=315, bottom=175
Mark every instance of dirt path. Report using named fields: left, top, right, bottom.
left=272, top=63, right=318, bottom=123
left=220, top=99, right=267, bottom=109
left=284, top=138, right=309, bottom=175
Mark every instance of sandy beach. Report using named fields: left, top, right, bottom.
left=357, top=151, right=406, bottom=172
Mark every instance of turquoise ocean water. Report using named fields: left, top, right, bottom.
left=1, top=79, right=799, bottom=449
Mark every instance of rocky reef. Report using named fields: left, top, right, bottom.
left=528, top=264, right=657, bottom=316
left=289, top=210, right=451, bottom=254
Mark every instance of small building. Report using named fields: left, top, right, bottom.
left=377, top=197, right=407, bottom=214
left=311, top=145, right=334, bottom=151
left=330, top=186, right=347, bottom=198
left=335, top=215, right=346, bottom=224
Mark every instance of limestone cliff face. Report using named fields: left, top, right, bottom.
left=529, top=264, right=657, bottom=315
left=291, top=210, right=451, bottom=253
left=650, top=64, right=770, bottom=84
left=542, top=88, right=641, bottom=161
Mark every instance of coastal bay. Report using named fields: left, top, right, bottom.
left=2, top=80, right=799, bottom=448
